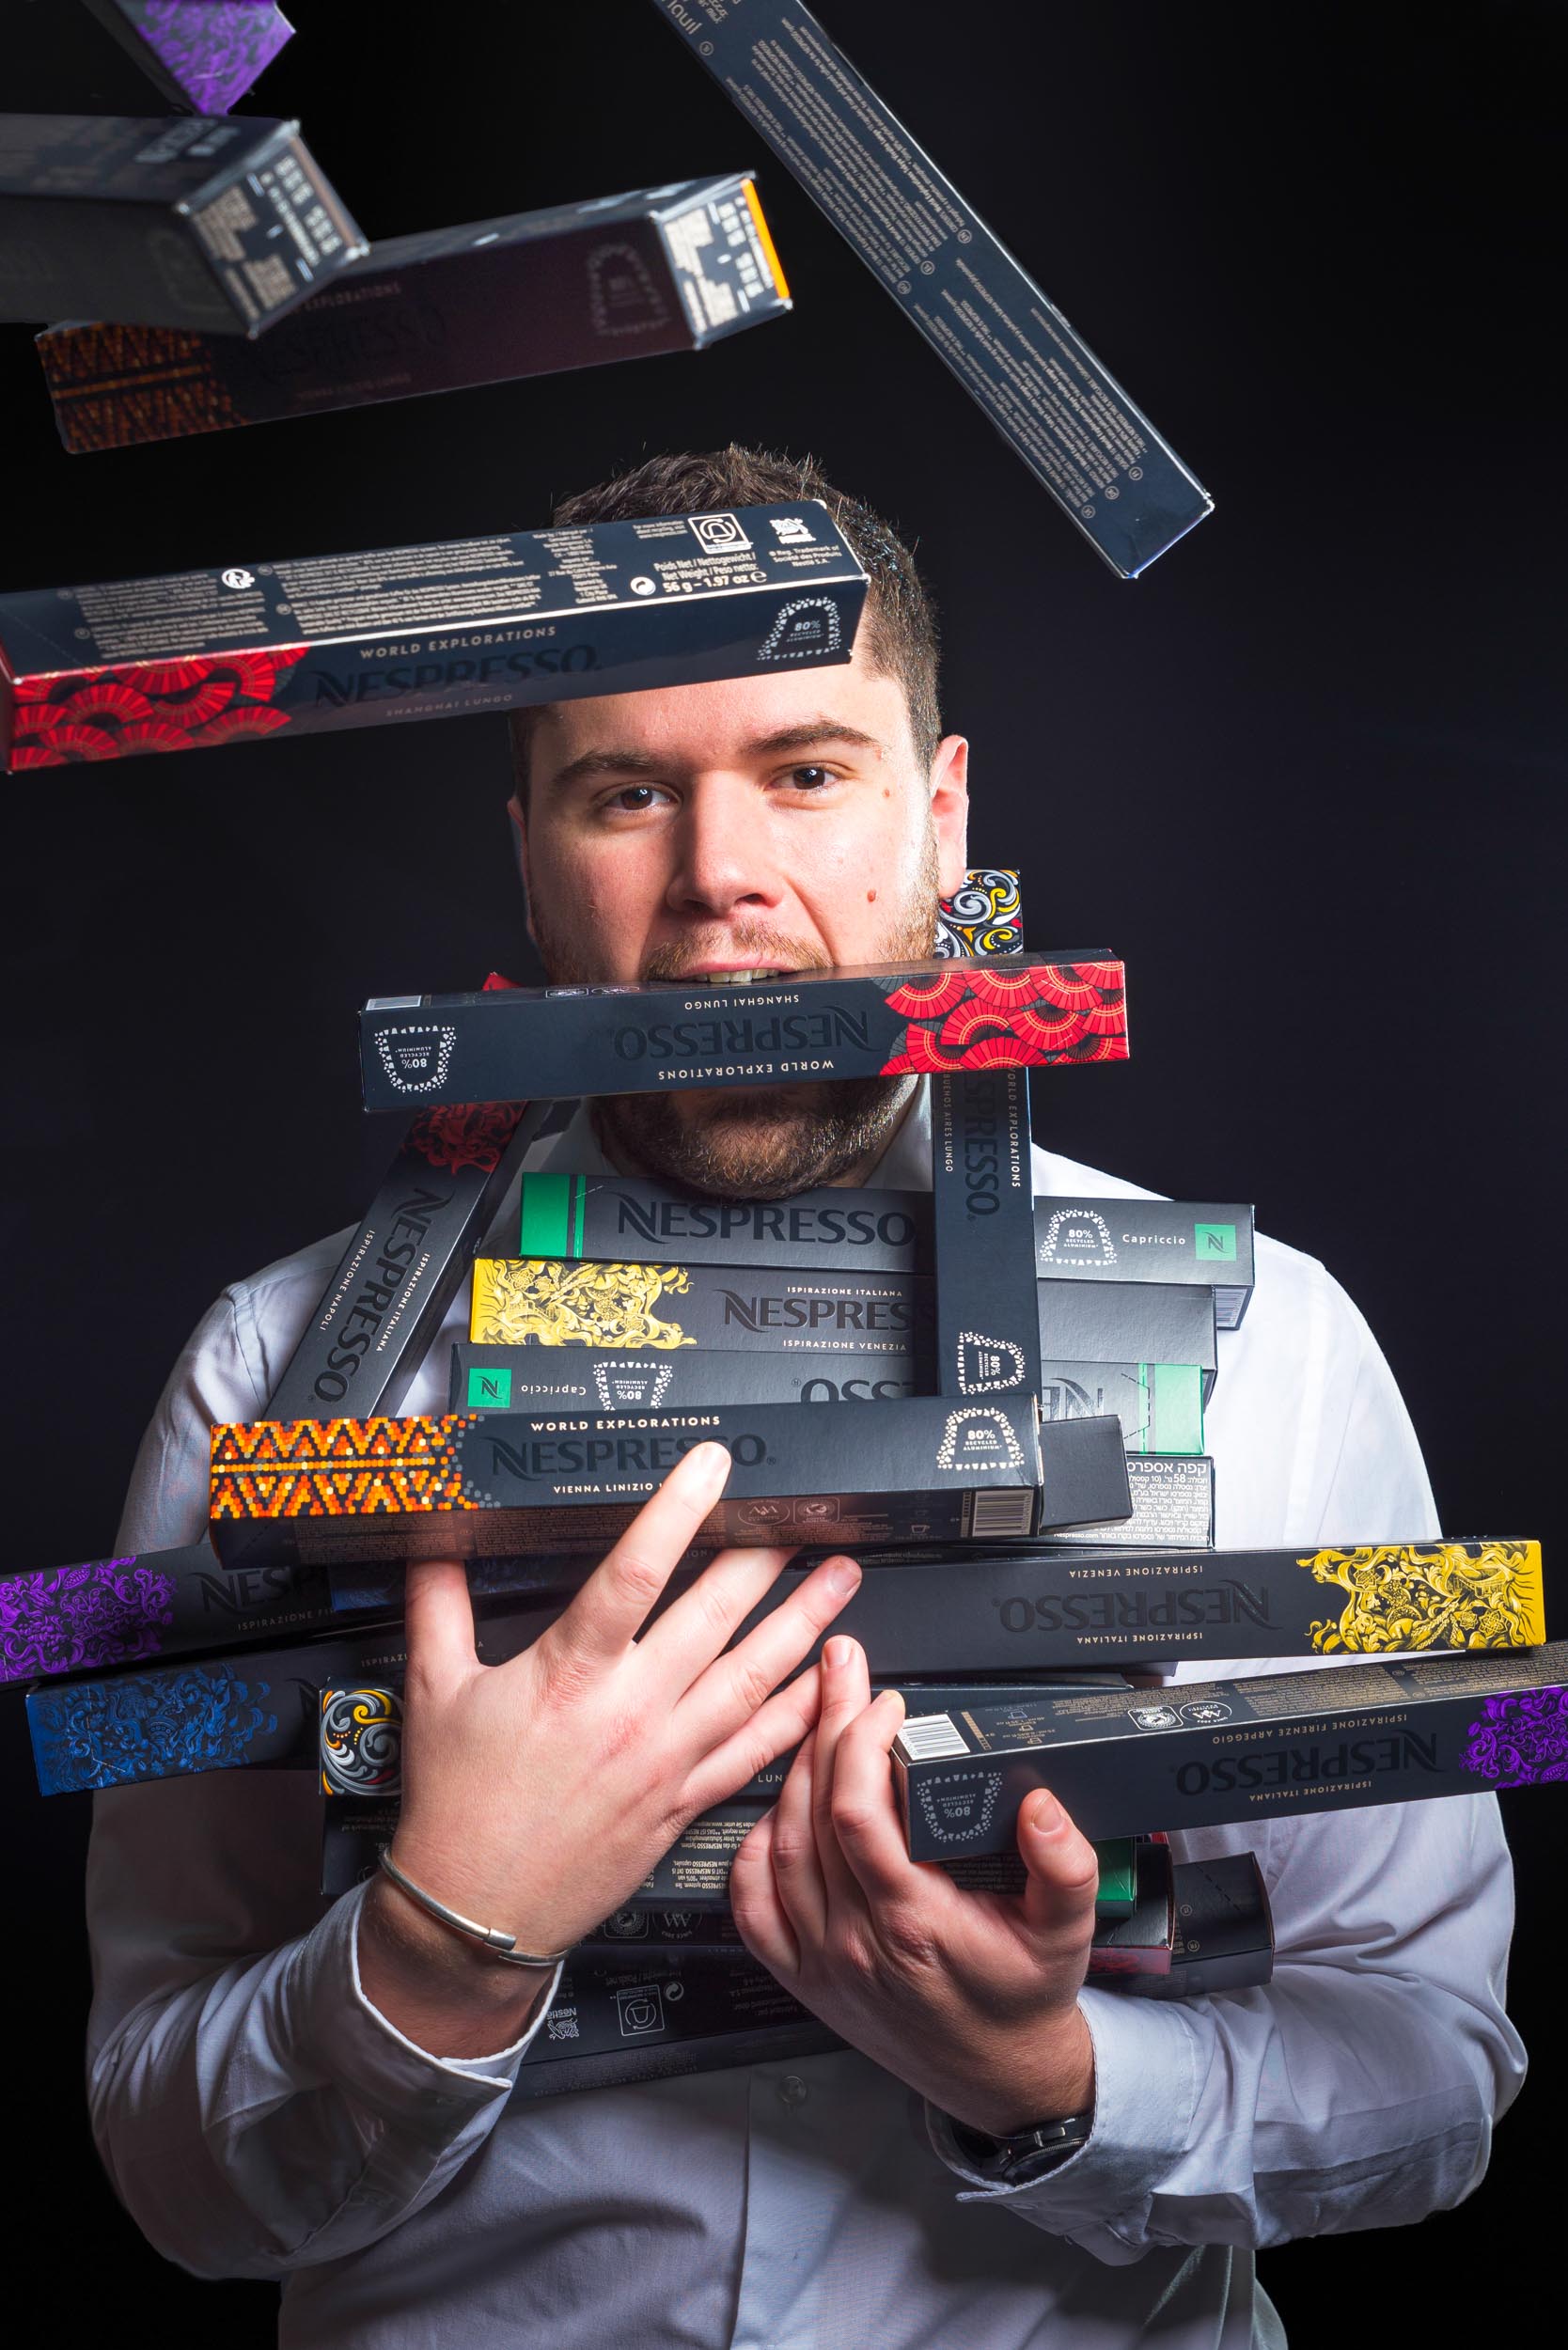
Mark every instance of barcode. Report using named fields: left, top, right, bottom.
left=898, top=1713, right=969, bottom=1762
left=966, top=1490, right=1035, bottom=1540
left=1215, top=1285, right=1245, bottom=1329
left=366, top=994, right=421, bottom=1010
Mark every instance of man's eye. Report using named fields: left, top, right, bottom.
left=607, top=784, right=665, bottom=812
left=786, top=765, right=836, bottom=791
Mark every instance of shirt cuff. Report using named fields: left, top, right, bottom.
left=287, top=1879, right=561, bottom=2117
left=928, top=1989, right=1201, bottom=2237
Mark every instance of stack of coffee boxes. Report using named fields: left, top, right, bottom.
left=7, top=898, right=1558, bottom=2093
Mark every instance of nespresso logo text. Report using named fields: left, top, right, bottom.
left=1173, top=1731, right=1440, bottom=1796
left=615, top=1198, right=916, bottom=1251
left=719, top=1288, right=915, bottom=1334
left=312, top=1187, right=452, bottom=1402
left=313, top=644, right=600, bottom=706
left=612, top=1009, right=872, bottom=1065
left=992, top=1582, right=1274, bottom=1634
left=484, top=1431, right=766, bottom=1481
left=196, top=1560, right=320, bottom=1616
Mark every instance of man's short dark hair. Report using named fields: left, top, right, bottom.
left=509, top=446, right=942, bottom=804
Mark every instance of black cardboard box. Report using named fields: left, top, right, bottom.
left=360, top=953, right=1127, bottom=1111
left=1038, top=1281, right=1216, bottom=1389
left=893, top=1637, right=1568, bottom=1857
left=451, top=1341, right=923, bottom=1414
left=514, top=1950, right=839, bottom=2099
left=730, top=1539, right=1544, bottom=1675
left=649, top=0, right=1211, bottom=577
left=1125, top=1853, right=1275, bottom=1999
left=80, top=2, right=293, bottom=114
left=270, top=1097, right=551, bottom=1419
left=39, top=173, right=791, bottom=452
left=210, top=1394, right=1118, bottom=1568
left=932, top=1069, right=1042, bottom=1402
left=1037, top=1198, right=1255, bottom=1330
left=0, top=499, right=866, bottom=774
left=511, top=1170, right=929, bottom=1273
left=0, top=112, right=363, bottom=333
left=0, top=1540, right=332, bottom=1689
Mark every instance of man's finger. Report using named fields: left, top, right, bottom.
left=543, top=1441, right=731, bottom=1674
left=768, top=1729, right=829, bottom=1950
left=635, top=1541, right=799, bottom=1687
left=674, top=1554, right=860, bottom=1748
left=682, top=1665, right=822, bottom=1817
left=808, top=1634, right=877, bottom=1919
left=1017, top=1789, right=1103, bottom=1946
left=824, top=1687, right=925, bottom=1908
left=729, top=1810, right=800, bottom=1979
left=402, top=1557, right=478, bottom=1698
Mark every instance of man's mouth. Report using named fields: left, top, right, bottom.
left=677, top=965, right=801, bottom=985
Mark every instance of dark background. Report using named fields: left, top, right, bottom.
left=2, top=0, right=1562, bottom=2335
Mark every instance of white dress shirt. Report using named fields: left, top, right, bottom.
left=86, top=1089, right=1525, bottom=2348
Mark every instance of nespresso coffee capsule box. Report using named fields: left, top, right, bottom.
left=1044, top=1455, right=1215, bottom=1550
left=39, top=173, right=791, bottom=452
left=271, top=1097, right=550, bottom=1420
left=359, top=955, right=1127, bottom=1111
left=1041, top=1361, right=1203, bottom=1456
left=471, top=1256, right=931, bottom=1355
left=1124, top=1853, right=1275, bottom=2000
left=722, top=1540, right=1544, bottom=1681
left=932, top=1069, right=1041, bottom=1402
left=650, top=0, right=1212, bottom=578
left=210, top=1395, right=1122, bottom=1569
left=511, top=1172, right=928, bottom=1274
left=1037, top=1198, right=1256, bottom=1330
left=1039, top=1280, right=1216, bottom=1388
left=513, top=1950, right=839, bottom=2099
left=0, top=500, right=866, bottom=774
left=25, top=1607, right=546, bottom=1796
left=81, top=1, right=293, bottom=114
left=893, top=1635, right=1568, bottom=1858
left=0, top=1540, right=335, bottom=1687
left=0, top=112, right=363, bottom=333
left=451, top=1341, right=922, bottom=1415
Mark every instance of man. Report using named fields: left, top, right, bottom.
left=87, top=446, right=1523, bottom=2348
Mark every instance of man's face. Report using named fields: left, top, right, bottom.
left=512, top=634, right=969, bottom=1198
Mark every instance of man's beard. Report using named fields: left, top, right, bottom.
left=529, top=834, right=941, bottom=1200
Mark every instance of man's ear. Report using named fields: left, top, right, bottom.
left=930, top=733, right=970, bottom=897
left=507, top=791, right=539, bottom=951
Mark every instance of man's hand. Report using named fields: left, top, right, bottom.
left=360, top=1441, right=859, bottom=2056
left=729, top=1634, right=1098, bottom=2136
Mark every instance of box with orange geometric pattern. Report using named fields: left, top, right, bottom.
left=208, top=1395, right=1137, bottom=1568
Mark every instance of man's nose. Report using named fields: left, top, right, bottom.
left=664, top=776, right=785, bottom=921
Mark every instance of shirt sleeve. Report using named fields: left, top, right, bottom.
left=86, top=1285, right=557, bottom=2280
left=929, top=1266, right=1528, bottom=2258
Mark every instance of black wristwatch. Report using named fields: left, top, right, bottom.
left=948, top=2109, right=1093, bottom=2186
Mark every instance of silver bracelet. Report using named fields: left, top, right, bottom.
left=377, top=1849, right=572, bottom=1969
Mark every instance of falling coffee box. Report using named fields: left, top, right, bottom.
left=39, top=173, right=792, bottom=451
left=359, top=954, right=1127, bottom=1111
left=0, top=112, right=364, bottom=333
left=0, top=500, right=866, bottom=773
left=80, top=2, right=294, bottom=115
left=893, top=1636, right=1568, bottom=1857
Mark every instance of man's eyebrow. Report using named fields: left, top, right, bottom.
left=542, top=719, right=889, bottom=796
